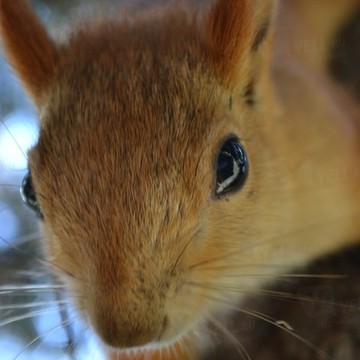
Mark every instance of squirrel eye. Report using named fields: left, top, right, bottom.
left=215, top=138, right=248, bottom=197
left=20, top=172, right=43, bottom=218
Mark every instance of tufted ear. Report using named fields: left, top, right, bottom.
left=204, top=0, right=276, bottom=88
left=0, top=0, right=58, bottom=105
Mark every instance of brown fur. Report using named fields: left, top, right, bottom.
left=1, top=0, right=360, bottom=359
left=204, top=0, right=251, bottom=85
left=0, top=0, right=58, bottom=104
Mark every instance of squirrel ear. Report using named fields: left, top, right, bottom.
left=204, top=0, right=251, bottom=86
left=204, top=0, right=275, bottom=87
left=0, top=0, right=58, bottom=105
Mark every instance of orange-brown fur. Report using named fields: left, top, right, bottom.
left=0, top=0, right=58, bottom=104
left=1, top=0, right=360, bottom=359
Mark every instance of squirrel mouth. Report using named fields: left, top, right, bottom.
left=108, top=341, right=194, bottom=360
left=103, top=318, right=196, bottom=359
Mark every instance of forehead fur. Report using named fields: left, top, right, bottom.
left=52, top=12, right=221, bottom=127
left=30, top=8, right=232, bottom=239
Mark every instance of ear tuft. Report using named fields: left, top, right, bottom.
left=205, top=0, right=252, bottom=86
left=0, top=0, right=58, bottom=104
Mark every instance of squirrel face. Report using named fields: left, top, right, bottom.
left=2, top=0, right=360, bottom=356
left=1, top=0, right=261, bottom=350
left=27, top=18, right=257, bottom=350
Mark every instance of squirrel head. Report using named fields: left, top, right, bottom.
left=0, top=0, right=277, bottom=351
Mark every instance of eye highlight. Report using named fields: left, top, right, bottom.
left=20, top=172, right=43, bottom=218
left=215, top=137, right=248, bottom=197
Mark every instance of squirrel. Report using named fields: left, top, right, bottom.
left=1, top=0, right=360, bottom=359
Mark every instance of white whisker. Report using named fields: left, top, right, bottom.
left=64, top=325, right=89, bottom=357
left=0, top=119, right=28, bottom=161
left=237, top=307, right=331, bottom=360
left=13, top=315, right=79, bottom=360
left=186, top=280, right=351, bottom=309
left=205, top=294, right=332, bottom=360
left=208, top=315, right=251, bottom=360
left=0, top=231, right=43, bottom=247
left=0, top=284, right=66, bottom=293
left=0, top=300, right=70, bottom=310
left=0, top=305, right=69, bottom=329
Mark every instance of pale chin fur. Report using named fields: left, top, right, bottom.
left=100, top=320, right=211, bottom=357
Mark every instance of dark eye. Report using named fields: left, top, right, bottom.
left=215, top=137, right=248, bottom=197
left=20, top=172, right=43, bottom=218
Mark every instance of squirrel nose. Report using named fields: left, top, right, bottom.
left=96, top=318, right=159, bottom=348
left=89, top=296, right=165, bottom=349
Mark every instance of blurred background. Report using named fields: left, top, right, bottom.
left=0, top=1, right=359, bottom=360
